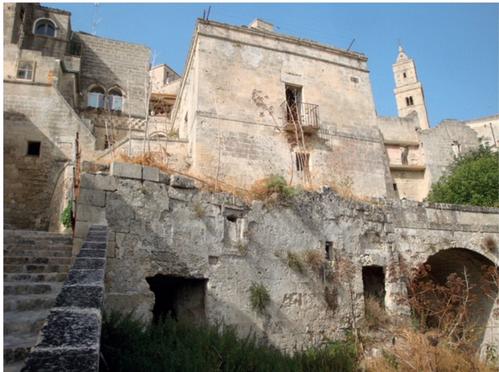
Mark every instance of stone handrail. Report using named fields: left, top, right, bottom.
left=22, top=225, right=108, bottom=371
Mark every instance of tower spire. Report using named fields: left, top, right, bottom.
left=392, top=47, right=430, bottom=129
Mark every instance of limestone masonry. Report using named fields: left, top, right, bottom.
left=3, top=3, right=499, bottom=370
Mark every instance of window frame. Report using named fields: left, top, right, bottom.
left=108, top=87, right=124, bottom=112
left=87, top=85, right=106, bottom=109
left=33, top=18, right=57, bottom=38
left=16, top=60, right=35, bottom=81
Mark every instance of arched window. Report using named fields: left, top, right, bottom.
left=108, top=88, right=123, bottom=112
left=87, top=86, right=105, bottom=109
left=34, top=19, right=56, bottom=37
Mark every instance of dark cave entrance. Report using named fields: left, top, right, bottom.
left=362, top=265, right=386, bottom=305
left=146, top=274, right=208, bottom=324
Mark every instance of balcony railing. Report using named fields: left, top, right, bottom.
left=280, top=101, right=320, bottom=133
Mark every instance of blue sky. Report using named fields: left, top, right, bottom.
left=48, top=3, right=498, bottom=126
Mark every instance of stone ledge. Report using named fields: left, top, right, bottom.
left=22, top=225, right=108, bottom=372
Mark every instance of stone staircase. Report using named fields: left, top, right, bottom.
left=3, top=230, right=73, bottom=371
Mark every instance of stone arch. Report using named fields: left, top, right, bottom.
left=33, top=18, right=57, bottom=37
left=419, top=247, right=498, bottom=349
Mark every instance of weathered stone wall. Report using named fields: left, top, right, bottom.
left=421, top=120, right=480, bottom=183
left=74, top=165, right=499, bottom=352
left=3, top=81, right=95, bottom=229
left=75, top=32, right=151, bottom=118
left=173, top=20, right=393, bottom=198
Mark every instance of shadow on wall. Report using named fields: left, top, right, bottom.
left=102, top=183, right=321, bottom=351
left=4, top=111, right=70, bottom=230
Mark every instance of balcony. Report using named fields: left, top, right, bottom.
left=280, top=101, right=320, bottom=134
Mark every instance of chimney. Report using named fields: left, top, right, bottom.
left=249, top=19, right=274, bottom=32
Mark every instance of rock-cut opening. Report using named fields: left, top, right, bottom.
left=362, top=265, right=386, bottom=305
left=146, top=274, right=208, bottom=324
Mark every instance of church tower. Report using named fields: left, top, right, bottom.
left=392, top=46, right=430, bottom=129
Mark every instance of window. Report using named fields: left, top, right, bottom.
left=350, top=76, right=359, bottom=84
left=108, top=88, right=123, bottom=111
left=16, top=61, right=34, bottom=80
left=34, top=19, right=56, bottom=37
left=87, top=86, right=105, bottom=109
left=27, top=141, right=41, bottom=156
left=403, top=72, right=407, bottom=78
left=325, top=241, right=333, bottom=261
left=393, top=183, right=398, bottom=191
left=405, top=96, right=414, bottom=106
left=285, top=84, right=302, bottom=124
left=295, top=152, right=310, bottom=171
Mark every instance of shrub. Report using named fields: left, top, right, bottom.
left=426, top=146, right=499, bottom=207
left=60, top=202, right=73, bottom=229
left=249, top=174, right=299, bottom=203
left=249, top=282, right=270, bottom=314
left=363, top=296, right=390, bottom=330
left=304, top=249, right=326, bottom=273
left=287, top=251, right=305, bottom=273
left=100, top=312, right=359, bottom=372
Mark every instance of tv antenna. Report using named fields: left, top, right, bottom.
left=92, top=3, right=102, bottom=35
left=202, top=6, right=211, bottom=21
left=346, top=38, right=356, bottom=52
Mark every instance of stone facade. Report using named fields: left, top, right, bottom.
left=171, top=19, right=394, bottom=198
left=74, top=166, right=499, bottom=353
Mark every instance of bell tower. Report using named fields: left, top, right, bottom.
left=392, top=46, right=430, bottom=129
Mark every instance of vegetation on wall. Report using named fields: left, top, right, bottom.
left=100, top=312, right=358, bottom=372
left=248, top=282, right=271, bottom=314
left=60, top=202, right=73, bottom=229
left=426, top=147, right=499, bottom=207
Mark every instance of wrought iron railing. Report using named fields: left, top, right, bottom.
left=280, top=101, right=320, bottom=129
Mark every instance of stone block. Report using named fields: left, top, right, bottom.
left=170, top=174, right=195, bottom=189
left=72, top=257, right=106, bottom=270
left=74, top=221, right=91, bottom=239
left=23, top=348, right=99, bottom=372
left=55, top=285, right=104, bottom=309
left=80, top=173, right=117, bottom=191
left=142, top=166, right=160, bottom=182
left=111, top=162, right=142, bottom=180
left=65, top=269, right=105, bottom=286
left=78, top=188, right=106, bottom=207
left=81, top=241, right=107, bottom=250
left=37, top=309, right=100, bottom=348
left=76, top=205, right=106, bottom=224
left=159, top=172, right=171, bottom=185
left=168, top=186, right=194, bottom=202
left=78, top=248, right=106, bottom=258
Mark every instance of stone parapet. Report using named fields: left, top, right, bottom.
left=22, top=225, right=108, bottom=372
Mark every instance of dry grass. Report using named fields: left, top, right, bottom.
left=287, top=251, right=305, bottom=273
left=303, top=249, right=326, bottom=273
left=363, top=296, right=391, bottom=330
left=363, top=327, right=495, bottom=372
left=482, top=236, right=497, bottom=253
left=116, top=151, right=171, bottom=174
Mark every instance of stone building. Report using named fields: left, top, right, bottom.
left=3, top=2, right=150, bottom=230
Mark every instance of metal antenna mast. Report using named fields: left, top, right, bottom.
left=91, top=3, right=102, bottom=36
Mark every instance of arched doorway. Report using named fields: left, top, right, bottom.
left=411, top=248, right=498, bottom=348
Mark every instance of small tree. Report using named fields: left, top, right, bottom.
left=426, top=146, right=499, bottom=207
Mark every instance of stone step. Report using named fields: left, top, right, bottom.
left=4, top=242, right=73, bottom=250
left=4, top=294, right=57, bottom=312
left=4, top=361, right=25, bottom=372
left=4, top=309, right=50, bottom=335
left=4, top=333, right=39, bottom=365
left=4, top=282, right=63, bottom=296
left=4, top=256, right=72, bottom=265
left=4, top=264, right=71, bottom=274
left=3, top=235, right=73, bottom=245
left=3, top=248, right=72, bottom=258
left=4, top=272, right=68, bottom=283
